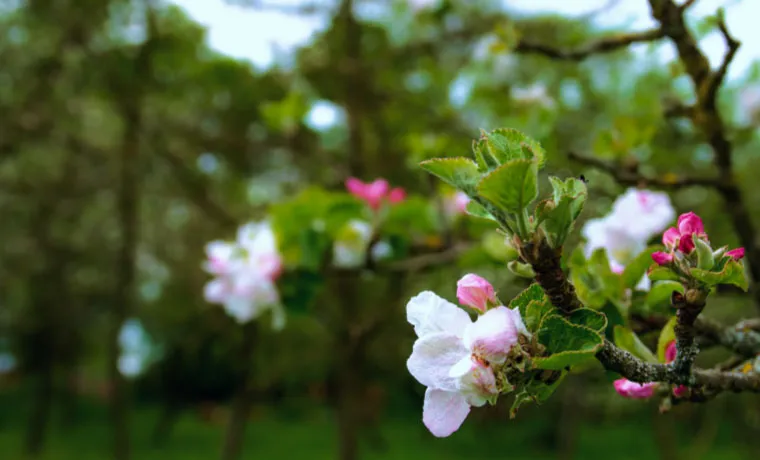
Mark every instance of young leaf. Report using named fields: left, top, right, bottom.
left=524, top=299, right=554, bottom=333
left=485, top=128, right=547, bottom=167
left=567, top=308, right=608, bottom=334
left=690, top=259, right=748, bottom=291
left=476, top=159, right=538, bottom=215
left=509, top=283, right=548, bottom=319
left=657, top=316, right=677, bottom=363
left=508, top=260, right=536, bottom=278
left=621, top=247, right=661, bottom=289
left=465, top=200, right=497, bottom=222
left=533, top=316, right=604, bottom=370
left=419, top=157, right=481, bottom=193
left=645, top=280, right=684, bottom=311
left=648, top=266, right=681, bottom=282
left=509, top=372, right=566, bottom=418
left=694, top=238, right=715, bottom=270
left=613, top=325, right=658, bottom=363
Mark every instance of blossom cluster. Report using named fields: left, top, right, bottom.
left=203, top=221, right=286, bottom=329
left=651, top=212, right=744, bottom=266
left=345, top=177, right=406, bottom=211
left=406, top=274, right=529, bottom=437
left=582, top=188, right=675, bottom=290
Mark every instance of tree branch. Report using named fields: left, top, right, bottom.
left=646, top=0, right=760, bottom=313
left=514, top=29, right=665, bottom=61
left=568, top=151, right=722, bottom=189
left=671, top=289, right=707, bottom=382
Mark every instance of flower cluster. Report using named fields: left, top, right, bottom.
left=652, top=212, right=744, bottom=267
left=583, top=188, right=675, bottom=290
left=346, top=177, right=406, bottom=211
left=613, top=341, right=687, bottom=399
left=406, top=274, right=530, bottom=437
left=203, top=221, right=286, bottom=329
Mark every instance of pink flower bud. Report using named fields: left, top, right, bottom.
left=672, top=385, right=688, bottom=398
left=455, top=192, right=470, bottom=213
left=345, top=177, right=390, bottom=210
left=456, top=274, right=496, bottom=313
left=651, top=251, right=673, bottom=266
left=726, top=247, right=745, bottom=261
left=613, top=378, right=657, bottom=399
left=388, top=187, right=407, bottom=204
left=662, top=227, right=680, bottom=249
left=664, top=340, right=677, bottom=364
left=677, top=212, right=705, bottom=236
left=678, top=233, right=695, bottom=253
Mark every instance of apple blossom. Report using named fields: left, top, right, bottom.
left=456, top=274, right=497, bottom=313
left=345, top=177, right=406, bottom=210
left=203, top=221, right=285, bottom=330
left=443, top=190, right=470, bottom=222
left=406, top=288, right=529, bottom=437
left=726, top=247, right=745, bottom=261
left=609, top=188, right=676, bottom=242
left=613, top=379, right=657, bottom=399
left=582, top=217, right=650, bottom=290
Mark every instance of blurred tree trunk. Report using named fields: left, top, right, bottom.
left=220, top=322, right=258, bottom=460
left=106, top=7, right=157, bottom=458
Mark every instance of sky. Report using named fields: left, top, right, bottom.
left=167, top=0, right=759, bottom=80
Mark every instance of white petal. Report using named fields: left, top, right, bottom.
left=509, top=307, right=531, bottom=338
left=448, top=355, right=475, bottom=379
left=635, top=274, right=651, bottom=292
left=422, top=388, right=470, bottom=438
left=462, top=306, right=518, bottom=364
left=407, top=291, right=471, bottom=338
left=407, top=333, right=468, bottom=392
left=224, top=297, right=256, bottom=323
left=204, top=278, right=229, bottom=304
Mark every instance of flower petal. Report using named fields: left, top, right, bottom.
left=422, top=388, right=470, bottom=438
left=407, top=333, right=469, bottom=392
left=462, top=306, right=519, bottom=364
left=407, top=291, right=471, bottom=337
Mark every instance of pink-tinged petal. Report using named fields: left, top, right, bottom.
left=455, top=192, right=470, bottom=213
left=388, top=187, right=407, bottom=204
left=365, top=179, right=390, bottom=209
left=407, top=333, right=469, bottom=392
left=726, top=247, right=745, bottom=261
left=456, top=274, right=496, bottom=313
left=613, top=378, right=657, bottom=399
left=204, top=279, right=229, bottom=304
left=664, top=340, right=677, bottom=364
left=462, top=306, right=519, bottom=364
left=677, top=212, right=705, bottom=236
left=204, top=241, right=237, bottom=275
left=223, top=297, right=256, bottom=324
left=507, top=307, right=531, bottom=338
left=662, top=227, right=680, bottom=248
left=406, top=291, right=472, bottom=338
left=672, top=385, right=688, bottom=398
left=651, top=251, right=673, bottom=266
left=610, top=188, right=676, bottom=241
left=422, top=388, right=470, bottom=438
left=254, top=253, right=283, bottom=280
left=345, top=177, right=366, bottom=197
left=449, top=356, right=498, bottom=407
left=678, top=233, right=695, bottom=253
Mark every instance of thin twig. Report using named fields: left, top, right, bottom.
left=514, top=29, right=665, bottom=61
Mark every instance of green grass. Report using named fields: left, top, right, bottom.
left=0, top=390, right=752, bottom=460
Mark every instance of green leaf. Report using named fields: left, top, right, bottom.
left=622, top=247, right=660, bottom=289
left=476, top=159, right=538, bottom=215
left=482, top=231, right=518, bottom=261
left=465, top=200, right=497, bottom=222
left=533, top=315, right=604, bottom=370
left=485, top=128, right=547, bottom=167
left=568, top=308, right=608, bottom=334
left=648, top=266, right=681, bottom=282
left=472, top=137, right=499, bottom=171
left=524, top=299, right=554, bottom=333
left=509, top=371, right=566, bottom=418
left=509, top=283, right=548, bottom=319
left=690, top=259, right=748, bottom=291
left=508, top=260, right=535, bottom=278
left=419, top=157, right=481, bottom=193
left=694, top=238, right=715, bottom=270
left=613, top=325, right=658, bottom=364
left=645, top=281, right=684, bottom=311
left=657, top=316, right=677, bottom=363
